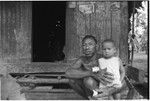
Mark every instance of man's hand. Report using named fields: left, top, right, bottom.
left=92, top=70, right=114, bottom=84
left=103, top=71, right=114, bottom=82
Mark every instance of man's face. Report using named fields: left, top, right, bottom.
left=102, top=42, right=116, bottom=58
left=82, top=38, right=97, bottom=57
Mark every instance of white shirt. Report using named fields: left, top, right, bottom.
left=98, top=57, right=122, bottom=88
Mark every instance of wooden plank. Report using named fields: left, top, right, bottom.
left=22, top=88, right=74, bottom=93
left=0, top=76, right=1, bottom=99
left=6, top=62, right=71, bottom=73
left=25, top=92, right=85, bottom=100
left=11, top=73, right=66, bottom=77
left=76, top=5, right=85, bottom=56
left=119, top=2, right=128, bottom=65
left=1, top=2, right=6, bottom=58
left=10, top=2, right=17, bottom=56
left=85, top=13, right=90, bottom=35
left=95, top=1, right=106, bottom=53
left=0, top=1, right=2, bottom=58
left=90, top=7, right=96, bottom=36
left=17, top=78, right=69, bottom=84
left=111, top=2, right=121, bottom=49
left=104, top=2, right=111, bottom=39
left=65, top=7, right=80, bottom=61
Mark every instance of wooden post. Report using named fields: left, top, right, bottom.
left=131, top=1, right=135, bottom=66
left=64, top=2, right=81, bottom=62
left=119, top=2, right=129, bottom=65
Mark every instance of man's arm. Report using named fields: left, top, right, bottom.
left=65, top=58, right=94, bottom=79
left=65, top=56, right=114, bottom=82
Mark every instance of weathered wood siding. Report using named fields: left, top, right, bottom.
left=65, top=1, right=128, bottom=65
left=0, top=2, right=32, bottom=63
left=0, top=1, right=129, bottom=73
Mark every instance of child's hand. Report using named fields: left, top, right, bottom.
left=92, top=66, right=100, bottom=72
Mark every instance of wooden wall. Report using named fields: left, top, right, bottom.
left=65, top=1, right=129, bottom=65
left=0, top=2, right=32, bottom=63
left=0, top=1, right=129, bottom=73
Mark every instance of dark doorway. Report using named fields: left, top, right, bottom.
left=32, top=2, right=66, bottom=62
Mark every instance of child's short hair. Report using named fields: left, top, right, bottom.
left=82, top=35, right=97, bottom=44
left=102, top=39, right=117, bottom=48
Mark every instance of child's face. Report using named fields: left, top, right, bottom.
left=102, top=42, right=116, bottom=58
left=82, top=38, right=97, bottom=57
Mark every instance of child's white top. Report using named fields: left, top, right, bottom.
left=98, top=57, right=122, bottom=88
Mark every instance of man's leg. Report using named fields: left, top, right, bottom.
left=112, top=93, right=121, bottom=99
left=68, top=78, right=93, bottom=99
left=83, top=77, right=98, bottom=91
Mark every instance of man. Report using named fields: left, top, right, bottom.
left=65, top=35, right=122, bottom=99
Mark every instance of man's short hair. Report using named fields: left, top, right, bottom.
left=82, top=35, right=97, bottom=44
left=102, top=39, right=116, bottom=48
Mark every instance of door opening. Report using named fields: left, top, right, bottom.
left=32, top=2, right=66, bottom=62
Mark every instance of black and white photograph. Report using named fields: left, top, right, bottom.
left=0, top=1, right=148, bottom=100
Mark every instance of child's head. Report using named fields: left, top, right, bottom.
left=82, top=35, right=97, bottom=57
left=102, top=39, right=117, bottom=58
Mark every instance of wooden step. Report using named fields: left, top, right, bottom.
left=25, top=92, right=85, bottom=100
left=22, top=86, right=85, bottom=100
left=17, top=78, right=69, bottom=84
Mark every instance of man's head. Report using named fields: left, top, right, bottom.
left=82, top=35, right=98, bottom=57
left=102, top=39, right=117, bottom=58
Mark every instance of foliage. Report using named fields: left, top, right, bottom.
left=129, top=1, right=148, bottom=52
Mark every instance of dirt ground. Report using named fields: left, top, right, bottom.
left=132, top=51, right=148, bottom=72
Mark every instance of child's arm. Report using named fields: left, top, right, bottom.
left=119, top=59, right=125, bottom=82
